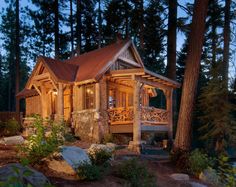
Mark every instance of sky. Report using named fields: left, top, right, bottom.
left=0, top=0, right=235, bottom=83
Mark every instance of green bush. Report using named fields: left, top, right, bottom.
left=77, top=162, right=101, bottom=181
left=19, top=116, right=64, bottom=164
left=88, top=149, right=112, bottom=166
left=116, top=159, right=156, bottom=187
left=102, top=134, right=113, bottom=143
left=3, top=118, right=20, bottom=136
left=216, top=154, right=236, bottom=187
left=189, top=149, right=211, bottom=176
left=170, top=149, right=190, bottom=173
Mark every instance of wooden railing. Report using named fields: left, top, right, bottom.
left=141, top=107, right=168, bottom=124
left=107, top=107, right=134, bottom=124
left=107, top=106, right=168, bottom=125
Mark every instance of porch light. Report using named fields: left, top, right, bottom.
left=52, top=90, right=58, bottom=95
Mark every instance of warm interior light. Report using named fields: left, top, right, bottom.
left=53, top=90, right=58, bottom=95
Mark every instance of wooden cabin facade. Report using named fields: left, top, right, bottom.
left=17, top=40, right=180, bottom=152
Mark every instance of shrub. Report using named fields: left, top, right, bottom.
left=19, top=116, right=64, bottom=164
left=170, top=149, right=190, bottom=173
left=88, top=148, right=112, bottom=166
left=77, top=162, right=101, bottom=181
left=3, top=118, right=20, bottom=136
left=116, top=159, right=156, bottom=187
left=102, top=134, right=113, bottom=144
left=189, top=149, right=211, bottom=176
left=216, top=154, right=236, bottom=187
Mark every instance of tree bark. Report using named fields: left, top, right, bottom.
left=54, top=0, right=59, bottom=59
left=15, top=0, right=20, bottom=112
left=76, top=0, right=82, bottom=55
left=174, top=0, right=209, bottom=151
left=166, top=0, right=177, bottom=80
left=70, top=0, right=74, bottom=53
left=223, top=0, right=231, bottom=89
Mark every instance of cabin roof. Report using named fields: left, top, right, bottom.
left=16, top=88, right=39, bottom=98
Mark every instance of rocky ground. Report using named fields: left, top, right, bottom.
left=0, top=140, right=211, bottom=187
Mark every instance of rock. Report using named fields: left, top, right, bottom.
left=45, top=146, right=90, bottom=175
left=61, top=146, right=91, bottom=169
left=199, top=167, right=220, bottom=186
left=1, top=135, right=24, bottom=145
left=189, top=182, right=207, bottom=187
left=0, top=163, right=50, bottom=187
left=170, top=173, right=190, bottom=181
left=47, top=158, right=77, bottom=175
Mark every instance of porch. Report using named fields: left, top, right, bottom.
left=105, top=68, right=180, bottom=152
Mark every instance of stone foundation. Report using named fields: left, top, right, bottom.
left=72, top=109, right=105, bottom=143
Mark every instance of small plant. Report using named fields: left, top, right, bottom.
left=77, top=162, right=101, bottom=181
left=19, top=116, right=64, bottom=164
left=88, top=148, right=112, bottom=166
left=3, top=118, right=20, bottom=136
left=189, top=149, right=211, bottom=176
left=216, top=154, right=236, bottom=187
left=116, top=158, right=156, bottom=187
left=102, top=134, right=114, bottom=143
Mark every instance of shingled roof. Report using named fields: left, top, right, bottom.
left=38, top=40, right=130, bottom=83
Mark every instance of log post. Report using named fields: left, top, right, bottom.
left=56, top=82, right=64, bottom=121
left=132, top=78, right=142, bottom=153
left=41, top=84, right=48, bottom=119
left=95, top=83, right=100, bottom=111
left=165, top=88, right=173, bottom=141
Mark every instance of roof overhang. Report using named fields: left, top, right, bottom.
left=107, top=68, right=181, bottom=90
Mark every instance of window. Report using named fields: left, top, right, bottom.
left=84, top=85, right=95, bottom=109
left=108, top=88, right=116, bottom=108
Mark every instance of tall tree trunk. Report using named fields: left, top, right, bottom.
left=174, top=0, right=209, bottom=151
left=166, top=0, right=177, bottom=80
left=54, top=0, right=59, bottom=59
left=15, top=0, right=20, bottom=112
left=223, top=0, right=231, bottom=89
left=76, top=0, right=82, bottom=55
left=98, top=0, right=102, bottom=48
left=70, top=0, right=74, bottom=53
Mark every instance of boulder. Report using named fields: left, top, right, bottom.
left=170, top=173, right=190, bottom=181
left=0, top=163, right=50, bottom=187
left=199, top=167, right=220, bottom=186
left=45, top=146, right=90, bottom=175
left=61, top=146, right=91, bottom=169
left=189, top=182, right=207, bottom=187
left=0, top=135, right=24, bottom=145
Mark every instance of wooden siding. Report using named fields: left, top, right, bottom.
left=26, top=95, right=42, bottom=116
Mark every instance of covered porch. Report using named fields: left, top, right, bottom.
left=106, top=68, right=180, bottom=152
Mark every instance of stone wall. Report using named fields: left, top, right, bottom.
left=72, top=109, right=101, bottom=142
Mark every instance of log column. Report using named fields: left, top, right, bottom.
left=56, top=83, right=64, bottom=121
left=165, top=88, right=173, bottom=141
left=95, top=83, right=100, bottom=111
left=41, top=84, right=48, bottom=119
left=132, top=79, right=142, bottom=153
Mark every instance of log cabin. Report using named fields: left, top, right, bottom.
left=17, top=39, right=180, bottom=152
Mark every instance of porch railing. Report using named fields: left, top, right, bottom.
left=107, top=106, right=168, bottom=125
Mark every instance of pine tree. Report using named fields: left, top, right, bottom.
left=142, top=0, right=166, bottom=74
left=0, top=0, right=30, bottom=111
left=174, top=0, right=209, bottom=151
